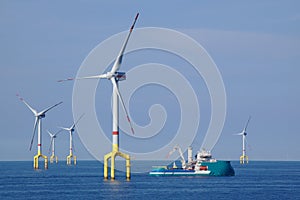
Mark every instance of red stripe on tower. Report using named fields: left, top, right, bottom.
left=38, top=144, right=41, bottom=146
left=112, top=131, right=119, bottom=135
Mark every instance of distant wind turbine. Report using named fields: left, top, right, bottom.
left=235, top=116, right=251, bottom=164
left=60, top=114, right=84, bottom=165
left=17, top=94, right=62, bottom=169
left=47, top=129, right=62, bottom=164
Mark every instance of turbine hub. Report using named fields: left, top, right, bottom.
left=106, top=72, right=114, bottom=79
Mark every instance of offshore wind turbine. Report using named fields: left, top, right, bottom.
left=59, top=13, right=139, bottom=179
left=17, top=94, right=62, bottom=169
left=60, top=114, right=84, bottom=165
left=47, top=130, right=62, bottom=164
left=236, top=116, right=251, bottom=164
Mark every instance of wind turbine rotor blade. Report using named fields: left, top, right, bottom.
left=78, top=74, right=107, bottom=80
left=58, top=74, right=107, bottom=82
left=57, top=77, right=75, bottom=82
left=54, top=129, right=63, bottom=137
left=244, top=116, right=251, bottom=131
left=49, top=138, right=54, bottom=154
left=29, top=117, right=38, bottom=151
left=16, top=94, right=37, bottom=115
left=111, top=78, right=135, bottom=134
left=233, top=133, right=243, bottom=136
left=47, top=130, right=54, bottom=137
left=71, top=113, right=85, bottom=130
left=39, top=101, right=63, bottom=115
left=59, top=126, right=71, bottom=131
left=110, top=13, right=139, bottom=74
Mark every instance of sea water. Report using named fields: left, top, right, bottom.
left=0, top=161, right=299, bottom=200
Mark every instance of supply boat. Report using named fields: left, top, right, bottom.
left=149, top=146, right=235, bottom=176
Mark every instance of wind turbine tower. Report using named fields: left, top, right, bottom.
left=58, top=13, right=139, bottom=179
left=60, top=114, right=84, bottom=165
left=17, top=94, right=62, bottom=169
left=47, top=130, right=62, bottom=163
left=103, top=13, right=139, bottom=180
left=237, top=116, right=251, bottom=164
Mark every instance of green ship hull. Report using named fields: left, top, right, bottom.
left=149, top=161, right=235, bottom=176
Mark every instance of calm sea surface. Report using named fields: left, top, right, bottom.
left=0, top=161, right=299, bottom=200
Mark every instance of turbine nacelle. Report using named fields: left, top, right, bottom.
left=38, top=114, right=46, bottom=118
left=115, top=72, right=126, bottom=81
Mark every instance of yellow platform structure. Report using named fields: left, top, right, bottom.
left=67, top=154, right=77, bottom=165
left=34, top=149, right=48, bottom=169
left=240, top=155, right=249, bottom=164
left=50, top=155, right=58, bottom=164
left=104, top=144, right=130, bottom=179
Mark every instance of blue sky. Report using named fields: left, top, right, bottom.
left=0, top=1, right=299, bottom=161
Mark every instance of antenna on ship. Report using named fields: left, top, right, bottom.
left=235, top=116, right=251, bottom=164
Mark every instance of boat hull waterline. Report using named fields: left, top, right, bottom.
left=149, top=161, right=235, bottom=176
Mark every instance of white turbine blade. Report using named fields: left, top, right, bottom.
left=71, top=113, right=85, bottom=130
left=48, top=138, right=54, bottom=154
left=233, top=132, right=243, bottom=136
left=47, top=130, right=54, bottom=138
left=54, top=129, right=63, bottom=137
left=58, top=74, right=107, bottom=82
left=39, top=101, right=63, bottom=115
left=110, top=13, right=139, bottom=74
left=16, top=94, right=37, bottom=115
left=57, top=77, right=75, bottom=82
left=59, top=126, right=71, bottom=131
left=244, top=116, right=251, bottom=131
left=29, top=117, right=38, bottom=151
left=78, top=74, right=107, bottom=80
left=111, top=78, right=135, bottom=134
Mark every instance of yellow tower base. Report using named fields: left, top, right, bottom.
left=104, top=150, right=130, bottom=180
left=50, top=155, right=58, bottom=164
left=67, top=154, right=77, bottom=165
left=33, top=153, right=48, bottom=169
left=240, top=155, right=249, bottom=164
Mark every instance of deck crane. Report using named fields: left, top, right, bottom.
left=167, top=144, right=187, bottom=169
